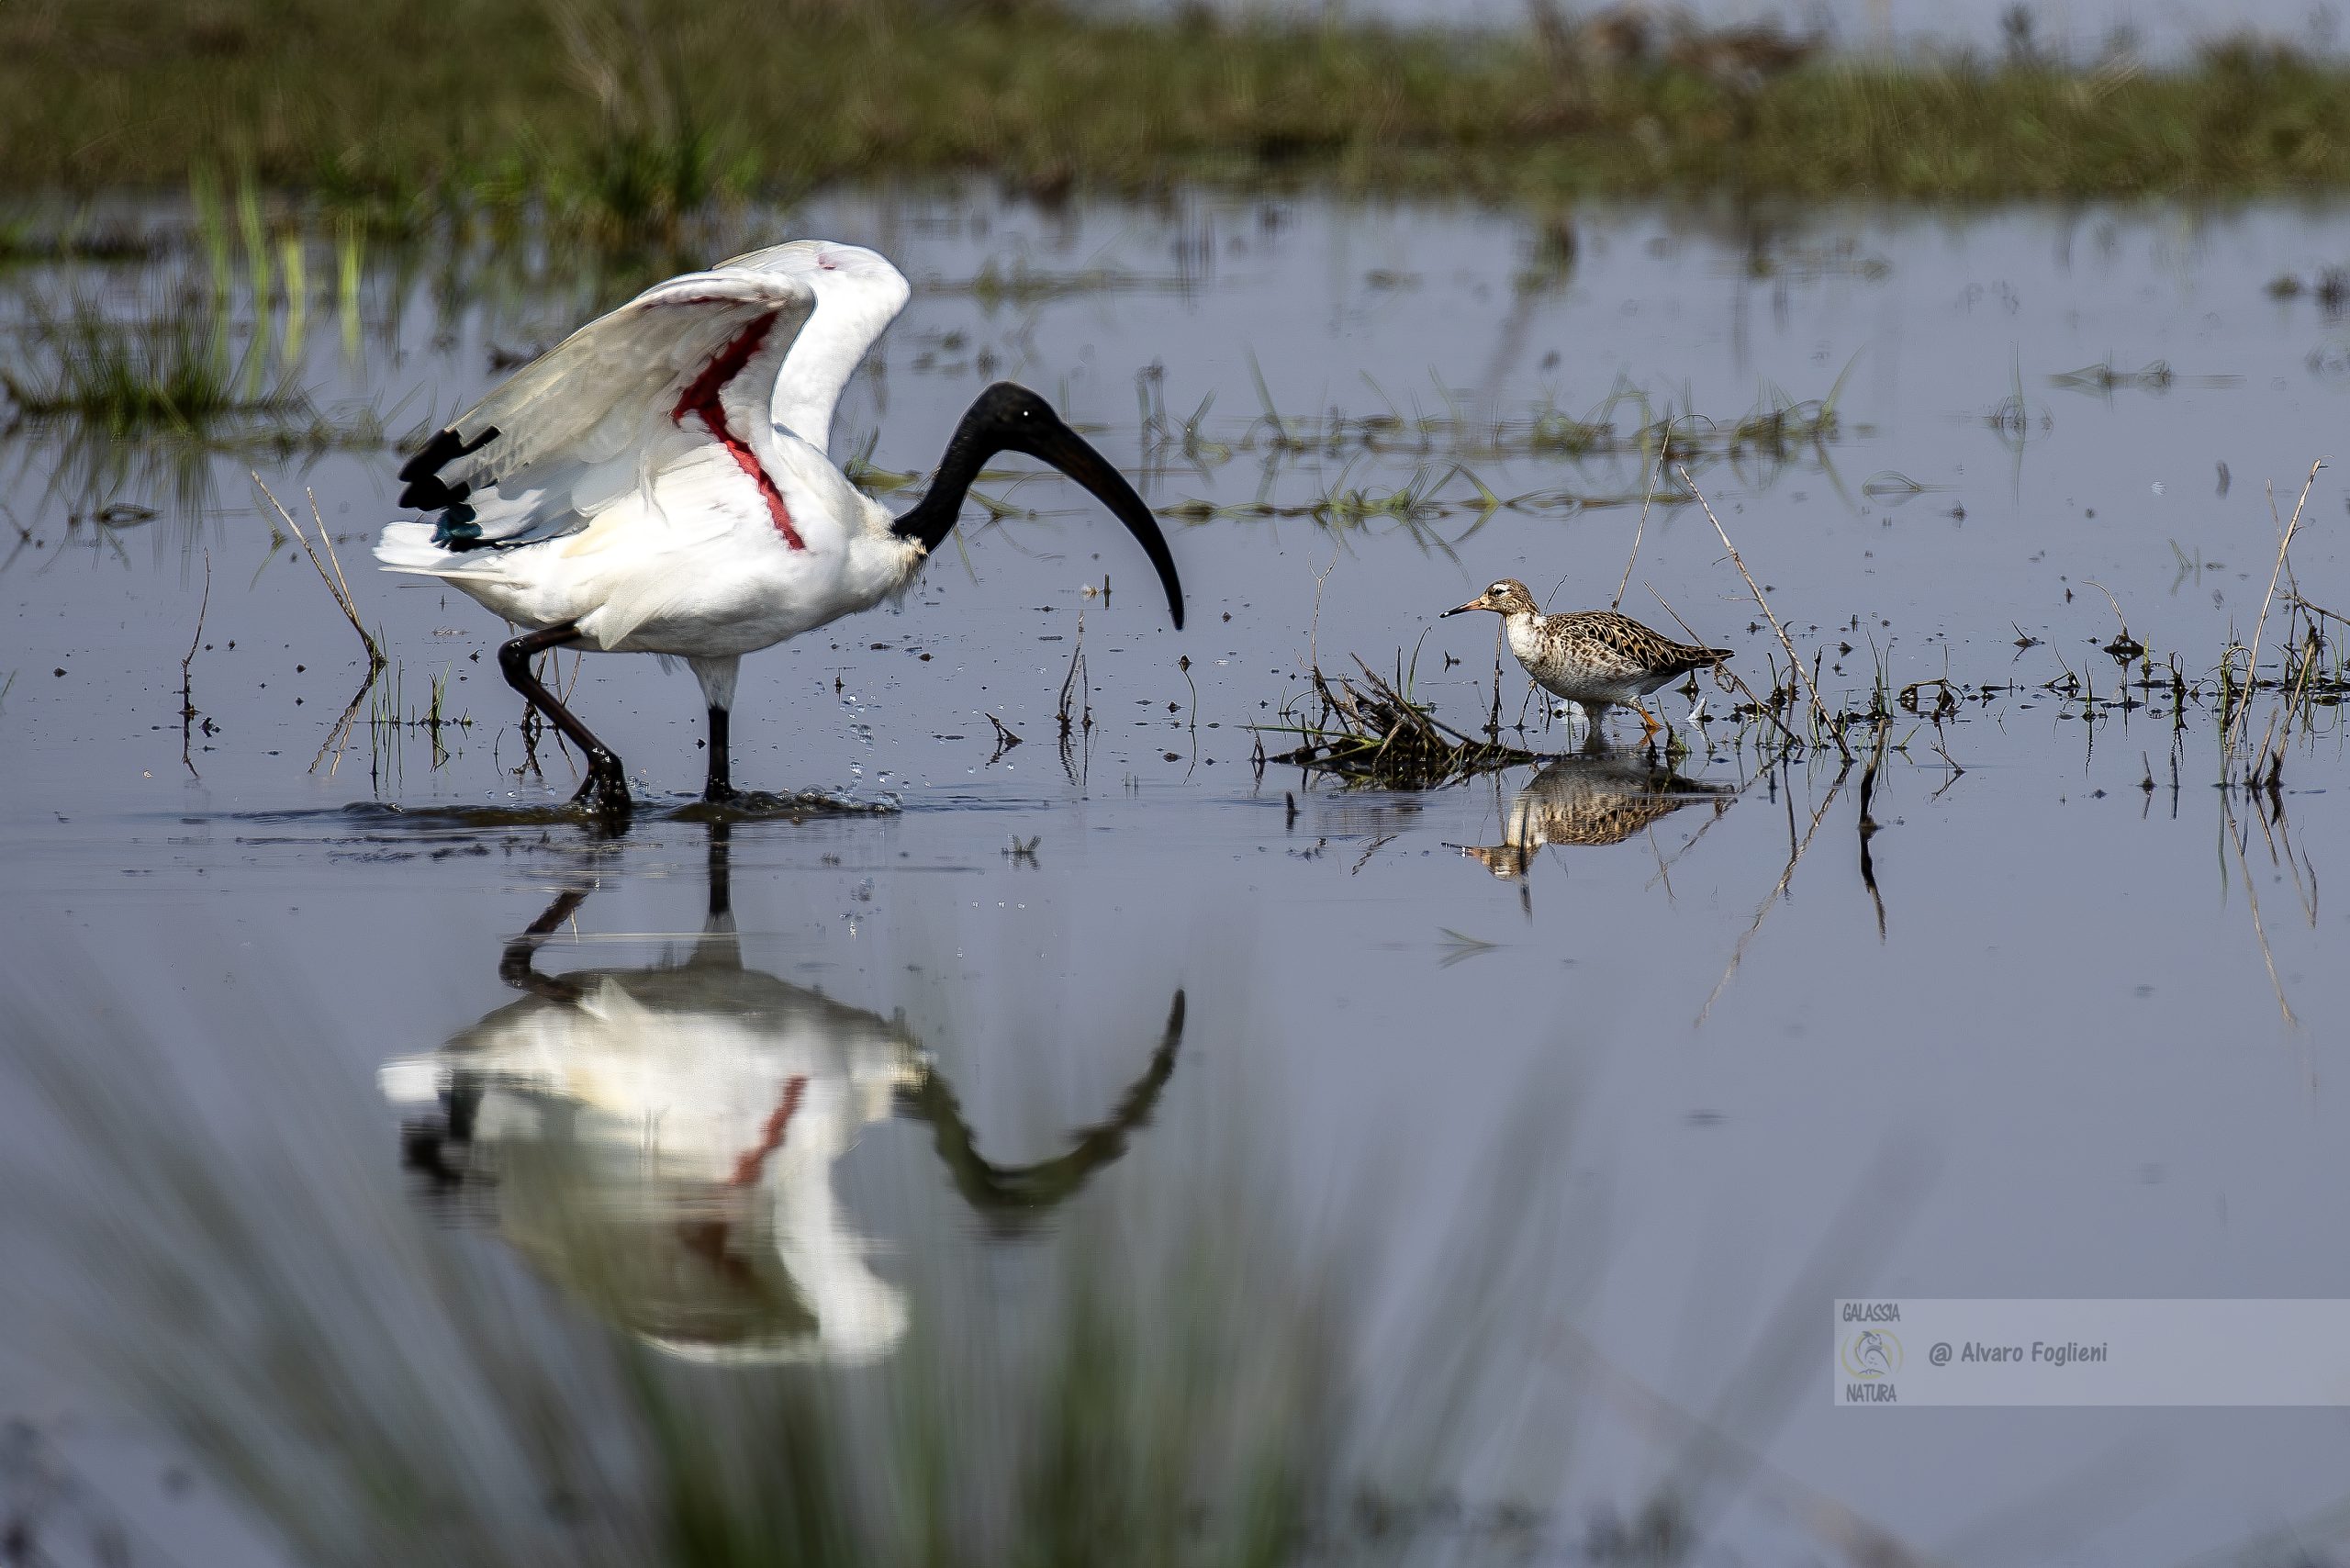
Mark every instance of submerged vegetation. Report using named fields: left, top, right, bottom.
left=1, top=294, right=394, bottom=527
left=6, top=300, right=310, bottom=438
left=0, top=192, right=404, bottom=528
left=11, top=0, right=2350, bottom=210
left=1151, top=368, right=1852, bottom=529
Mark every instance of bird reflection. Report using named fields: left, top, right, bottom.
left=381, top=823, right=1182, bottom=1365
left=1456, top=754, right=1734, bottom=880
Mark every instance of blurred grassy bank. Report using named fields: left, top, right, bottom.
left=12, top=0, right=2350, bottom=214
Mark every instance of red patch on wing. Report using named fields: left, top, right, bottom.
left=671, top=310, right=806, bottom=551
left=726, top=1075, right=810, bottom=1187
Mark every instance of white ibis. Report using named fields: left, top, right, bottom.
left=376, top=241, right=1184, bottom=809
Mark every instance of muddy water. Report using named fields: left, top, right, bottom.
left=5, top=191, right=2350, bottom=1562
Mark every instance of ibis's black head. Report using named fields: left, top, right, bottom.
left=893, top=382, right=1184, bottom=630
left=961, top=381, right=1058, bottom=443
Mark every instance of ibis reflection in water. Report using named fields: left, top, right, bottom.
left=1453, top=755, right=1735, bottom=886
left=380, top=824, right=1182, bottom=1365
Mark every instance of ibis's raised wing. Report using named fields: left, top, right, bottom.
left=715, top=240, right=911, bottom=450
left=397, top=270, right=818, bottom=533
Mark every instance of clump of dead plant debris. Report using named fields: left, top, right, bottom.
left=1258, top=655, right=1542, bottom=789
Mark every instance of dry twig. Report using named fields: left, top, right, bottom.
left=252, top=475, right=386, bottom=672
left=2230, top=459, right=2322, bottom=752
left=1678, top=465, right=1844, bottom=758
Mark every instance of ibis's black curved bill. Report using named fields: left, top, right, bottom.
left=1019, top=418, right=1184, bottom=631
left=893, top=383, right=1185, bottom=630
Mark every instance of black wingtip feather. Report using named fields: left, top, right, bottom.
left=397, top=427, right=461, bottom=484
left=397, top=476, right=471, bottom=511
left=397, top=424, right=500, bottom=486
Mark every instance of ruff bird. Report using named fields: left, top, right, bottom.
left=1443, top=577, right=1729, bottom=741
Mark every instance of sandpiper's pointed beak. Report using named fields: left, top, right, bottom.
left=1014, top=412, right=1185, bottom=630
left=1440, top=595, right=1491, bottom=618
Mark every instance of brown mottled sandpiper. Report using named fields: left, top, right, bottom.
left=1442, top=577, right=1730, bottom=740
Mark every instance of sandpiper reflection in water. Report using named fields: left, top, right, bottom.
left=380, top=824, right=1182, bottom=1365
left=1455, top=755, right=1735, bottom=882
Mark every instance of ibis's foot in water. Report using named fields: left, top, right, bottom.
left=498, top=623, right=632, bottom=813
left=570, top=757, right=632, bottom=812
left=702, top=706, right=736, bottom=804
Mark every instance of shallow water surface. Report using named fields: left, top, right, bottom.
left=6, top=190, right=2350, bottom=1563
left=1337, top=0, right=2338, bottom=62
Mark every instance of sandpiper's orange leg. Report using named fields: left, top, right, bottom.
left=1634, top=700, right=1662, bottom=739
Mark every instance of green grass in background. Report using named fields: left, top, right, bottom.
left=8, top=0, right=2350, bottom=211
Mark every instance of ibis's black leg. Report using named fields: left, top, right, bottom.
left=704, top=706, right=736, bottom=803
left=497, top=624, right=630, bottom=811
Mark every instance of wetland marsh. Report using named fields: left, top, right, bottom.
left=25, top=0, right=2350, bottom=206
left=6, top=184, right=2350, bottom=1563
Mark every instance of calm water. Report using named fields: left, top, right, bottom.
left=6, top=188, right=2350, bottom=1563
left=1253, top=0, right=2341, bottom=64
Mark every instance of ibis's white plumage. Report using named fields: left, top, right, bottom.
left=375, top=241, right=923, bottom=666
left=730, top=240, right=913, bottom=448
left=372, top=238, right=1184, bottom=806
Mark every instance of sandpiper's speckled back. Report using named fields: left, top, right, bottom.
left=1444, top=577, right=1731, bottom=718
left=1507, top=606, right=1730, bottom=708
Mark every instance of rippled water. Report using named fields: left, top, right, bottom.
left=6, top=188, right=2350, bottom=1563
